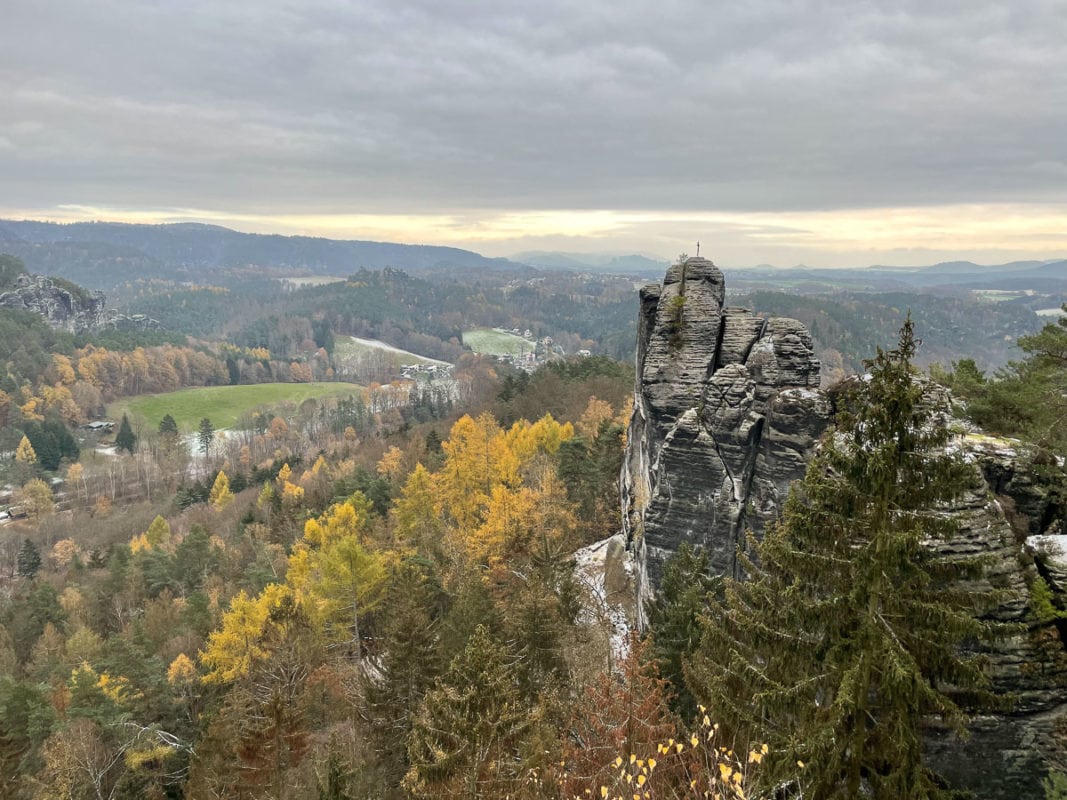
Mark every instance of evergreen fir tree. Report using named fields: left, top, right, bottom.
left=115, top=413, right=136, bottom=454
left=646, top=543, right=719, bottom=720
left=316, top=735, right=357, bottom=800
left=16, top=538, right=41, bottom=580
left=198, top=417, right=215, bottom=455
left=403, top=624, right=529, bottom=799
left=158, top=413, right=179, bottom=436
left=370, top=563, right=445, bottom=785
left=424, top=429, right=442, bottom=455
left=687, top=318, right=1002, bottom=799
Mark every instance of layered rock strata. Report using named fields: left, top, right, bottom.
left=621, top=257, right=830, bottom=591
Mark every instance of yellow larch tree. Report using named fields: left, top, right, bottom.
left=577, top=396, right=615, bottom=440
left=391, top=463, right=444, bottom=553
left=49, top=354, right=77, bottom=386
left=131, top=515, right=173, bottom=553
left=438, top=413, right=520, bottom=530
left=199, top=583, right=297, bottom=684
left=209, top=470, right=234, bottom=508
left=15, top=435, right=37, bottom=464
left=377, top=445, right=405, bottom=482
left=505, top=413, right=574, bottom=461
left=286, top=497, right=387, bottom=657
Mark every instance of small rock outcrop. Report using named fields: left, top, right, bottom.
left=0, top=274, right=158, bottom=334
left=621, top=257, right=831, bottom=592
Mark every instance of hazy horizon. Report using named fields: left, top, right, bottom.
left=3, top=1, right=1065, bottom=267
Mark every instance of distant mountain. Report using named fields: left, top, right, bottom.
left=727, top=259, right=1067, bottom=292
left=513, top=250, right=667, bottom=275
left=0, top=219, right=531, bottom=289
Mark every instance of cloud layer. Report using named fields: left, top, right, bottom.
left=2, top=0, right=1065, bottom=262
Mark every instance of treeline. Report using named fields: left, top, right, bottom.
left=3, top=326, right=1014, bottom=797
left=119, top=267, right=640, bottom=364
left=937, top=304, right=1067, bottom=453
left=737, top=289, right=1041, bottom=378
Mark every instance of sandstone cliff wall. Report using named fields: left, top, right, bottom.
left=621, top=258, right=1067, bottom=798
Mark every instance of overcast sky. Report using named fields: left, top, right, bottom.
left=2, top=0, right=1065, bottom=266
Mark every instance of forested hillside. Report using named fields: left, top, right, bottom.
left=116, top=267, right=640, bottom=362
left=0, top=355, right=661, bottom=800
left=4, top=245, right=1067, bottom=799
left=0, top=220, right=523, bottom=286
left=737, top=289, right=1042, bottom=377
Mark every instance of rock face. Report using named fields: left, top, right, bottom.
left=621, top=257, right=830, bottom=593
left=622, top=259, right=1067, bottom=798
left=0, top=274, right=158, bottom=333
left=922, top=438, right=1067, bottom=799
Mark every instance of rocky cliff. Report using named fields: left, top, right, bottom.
left=621, top=258, right=1067, bottom=798
left=0, top=273, right=158, bottom=334
left=621, top=256, right=830, bottom=594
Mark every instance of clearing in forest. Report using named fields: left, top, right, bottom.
left=462, top=328, right=533, bottom=356
left=110, top=382, right=364, bottom=431
left=333, top=336, right=449, bottom=370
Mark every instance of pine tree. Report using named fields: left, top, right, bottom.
left=370, top=563, right=445, bottom=785
left=687, top=318, right=1001, bottom=799
left=115, top=413, right=136, bottom=454
left=949, top=305, right=1067, bottom=450
left=403, top=625, right=529, bottom=799
left=646, top=544, right=719, bottom=720
left=16, top=538, right=41, bottom=579
left=198, top=417, right=215, bottom=455
left=158, top=413, right=179, bottom=436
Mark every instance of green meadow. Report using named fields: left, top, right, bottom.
left=462, top=328, right=533, bottom=357
left=110, top=382, right=364, bottom=431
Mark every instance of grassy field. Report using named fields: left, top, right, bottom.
left=333, top=336, right=448, bottom=370
left=462, top=328, right=533, bottom=357
left=110, top=382, right=364, bottom=431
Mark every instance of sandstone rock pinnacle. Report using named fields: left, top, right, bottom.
left=621, top=256, right=831, bottom=590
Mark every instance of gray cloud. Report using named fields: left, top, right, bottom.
left=2, top=0, right=1065, bottom=221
